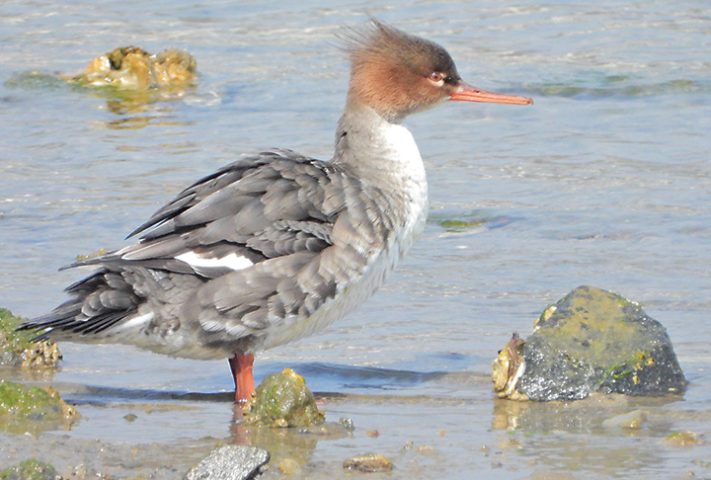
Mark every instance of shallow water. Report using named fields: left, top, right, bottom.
left=1, top=1, right=710, bottom=478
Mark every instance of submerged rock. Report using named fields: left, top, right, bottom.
left=0, top=308, right=60, bottom=370
left=0, top=459, right=58, bottom=480
left=665, top=431, right=703, bottom=447
left=243, top=368, right=324, bottom=428
left=601, top=409, right=647, bottom=430
left=67, top=46, right=197, bottom=90
left=0, top=380, right=79, bottom=434
left=343, top=454, right=394, bottom=473
left=186, top=445, right=269, bottom=480
left=492, top=286, right=687, bottom=401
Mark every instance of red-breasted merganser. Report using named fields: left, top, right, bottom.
left=20, top=19, right=532, bottom=403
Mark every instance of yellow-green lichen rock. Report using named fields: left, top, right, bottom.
left=0, top=381, right=79, bottom=434
left=0, top=308, right=60, bottom=370
left=493, top=286, right=687, bottom=401
left=244, top=368, right=324, bottom=428
left=68, top=46, right=197, bottom=90
left=0, top=459, right=58, bottom=480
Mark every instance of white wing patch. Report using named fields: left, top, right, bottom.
left=113, top=312, right=154, bottom=331
left=176, top=250, right=254, bottom=271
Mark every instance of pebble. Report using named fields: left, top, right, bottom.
left=665, top=431, right=703, bottom=447
left=339, top=417, right=355, bottom=431
left=343, top=453, right=394, bottom=473
left=278, top=457, right=300, bottom=476
left=601, top=410, right=646, bottom=430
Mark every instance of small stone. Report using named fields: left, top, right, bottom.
left=602, top=410, right=646, bottom=430
left=343, top=454, right=394, bottom=473
left=665, top=431, right=703, bottom=447
left=123, top=413, right=138, bottom=422
left=186, top=445, right=269, bottom=480
left=366, top=429, right=380, bottom=438
left=277, top=458, right=300, bottom=476
left=339, top=417, right=355, bottom=431
left=416, top=445, right=436, bottom=455
left=72, top=463, right=87, bottom=480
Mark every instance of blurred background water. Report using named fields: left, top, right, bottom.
left=0, top=1, right=709, bottom=478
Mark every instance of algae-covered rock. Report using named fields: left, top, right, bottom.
left=0, top=308, right=60, bottom=370
left=0, top=381, right=79, bottom=434
left=67, top=46, right=196, bottom=91
left=243, top=368, right=324, bottom=428
left=343, top=454, right=394, bottom=473
left=493, top=286, right=687, bottom=401
left=0, top=459, right=58, bottom=480
left=665, top=431, right=703, bottom=447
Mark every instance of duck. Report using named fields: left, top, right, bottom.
left=20, top=19, right=532, bottom=403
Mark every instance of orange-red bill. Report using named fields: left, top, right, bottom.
left=450, top=81, right=532, bottom=105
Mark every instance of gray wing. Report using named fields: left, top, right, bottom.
left=79, top=149, right=346, bottom=277
left=24, top=149, right=392, bottom=349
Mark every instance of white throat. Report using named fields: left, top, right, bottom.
left=333, top=104, right=429, bottom=252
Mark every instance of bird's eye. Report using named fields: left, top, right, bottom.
left=428, top=72, right=445, bottom=86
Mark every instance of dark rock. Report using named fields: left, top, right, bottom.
left=493, top=286, right=687, bottom=401
left=185, top=445, right=269, bottom=480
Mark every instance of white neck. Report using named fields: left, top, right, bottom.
left=333, top=104, right=427, bottom=192
left=332, top=103, right=429, bottom=250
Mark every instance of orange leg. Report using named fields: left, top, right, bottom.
left=229, top=353, right=255, bottom=404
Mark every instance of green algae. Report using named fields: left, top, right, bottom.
left=0, top=381, right=79, bottom=434
left=494, top=286, right=687, bottom=401
left=438, top=219, right=485, bottom=231
left=0, top=459, right=58, bottom=480
left=531, top=288, right=640, bottom=370
left=243, top=368, right=324, bottom=428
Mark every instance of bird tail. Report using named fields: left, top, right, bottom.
left=18, top=269, right=140, bottom=341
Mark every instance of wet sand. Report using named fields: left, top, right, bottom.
left=1, top=365, right=709, bottom=479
